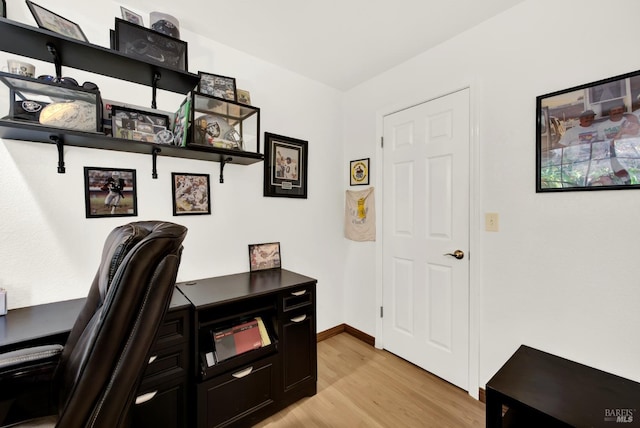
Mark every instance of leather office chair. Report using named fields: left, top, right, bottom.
left=0, top=221, right=188, bottom=428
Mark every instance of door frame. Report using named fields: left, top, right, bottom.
left=374, top=83, right=481, bottom=399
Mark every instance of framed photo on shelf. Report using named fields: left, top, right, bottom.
left=248, top=242, right=281, bottom=272
left=26, top=1, right=89, bottom=42
left=350, top=158, right=370, bottom=186
left=537, top=69, right=640, bottom=192
left=111, top=105, right=172, bottom=144
left=114, top=18, right=187, bottom=70
left=264, top=132, right=308, bottom=198
left=198, top=72, right=237, bottom=101
left=171, top=173, right=211, bottom=215
left=84, top=167, right=137, bottom=218
left=120, top=6, right=143, bottom=26
left=237, top=89, right=251, bottom=105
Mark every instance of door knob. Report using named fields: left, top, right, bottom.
left=444, top=250, right=464, bottom=260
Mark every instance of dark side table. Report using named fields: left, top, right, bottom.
left=486, top=345, right=640, bottom=428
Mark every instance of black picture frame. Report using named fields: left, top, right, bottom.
left=26, top=1, right=88, bottom=42
left=111, top=105, right=172, bottom=144
left=263, top=132, right=308, bottom=198
left=350, top=158, right=370, bottom=186
left=114, top=18, right=187, bottom=71
left=171, top=172, right=211, bottom=215
left=537, top=69, right=640, bottom=192
left=248, top=242, right=281, bottom=272
left=1, top=0, right=6, bottom=18
left=84, top=167, right=137, bottom=218
left=198, top=72, right=237, bottom=101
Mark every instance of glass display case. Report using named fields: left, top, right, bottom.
left=0, top=71, right=101, bottom=133
left=184, top=91, right=260, bottom=156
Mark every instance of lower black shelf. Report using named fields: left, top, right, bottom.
left=0, top=119, right=264, bottom=165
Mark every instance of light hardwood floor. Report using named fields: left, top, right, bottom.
left=254, top=333, right=485, bottom=427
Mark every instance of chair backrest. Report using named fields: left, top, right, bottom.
left=53, top=221, right=187, bottom=428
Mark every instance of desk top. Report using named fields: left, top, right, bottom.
left=487, top=345, right=640, bottom=427
left=176, top=269, right=317, bottom=309
left=0, top=290, right=191, bottom=353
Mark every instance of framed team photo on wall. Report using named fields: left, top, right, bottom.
left=171, top=172, right=211, bottom=215
left=263, top=132, right=308, bottom=198
left=84, top=167, right=137, bottom=218
left=537, top=68, right=640, bottom=192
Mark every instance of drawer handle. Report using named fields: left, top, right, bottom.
left=232, top=366, right=254, bottom=379
left=291, top=290, right=306, bottom=296
left=148, top=355, right=157, bottom=364
left=135, top=391, right=158, bottom=405
left=291, top=315, right=307, bottom=323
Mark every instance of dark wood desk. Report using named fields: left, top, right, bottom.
left=486, top=345, right=640, bottom=428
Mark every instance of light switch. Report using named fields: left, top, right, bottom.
left=485, top=213, right=499, bottom=232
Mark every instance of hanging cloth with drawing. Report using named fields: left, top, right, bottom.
left=344, top=187, right=375, bottom=241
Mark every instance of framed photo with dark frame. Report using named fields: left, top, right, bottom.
left=171, top=173, right=211, bottom=215
left=248, top=242, right=281, bottom=272
left=84, top=167, right=137, bottom=218
left=350, top=158, right=370, bottom=186
left=26, top=1, right=88, bottom=42
left=1, top=0, right=6, bottom=18
left=264, top=132, right=308, bottom=198
left=120, top=6, right=143, bottom=26
left=537, top=69, right=640, bottom=192
left=111, top=105, right=172, bottom=144
left=114, top=18, right=187, bottom=70
left=198, top=72, right=237, bottom=101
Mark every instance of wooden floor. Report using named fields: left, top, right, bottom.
left=254, top=333, right=485, bottom=427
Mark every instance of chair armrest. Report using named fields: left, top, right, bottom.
left=0, top=345, right=63, bottom=380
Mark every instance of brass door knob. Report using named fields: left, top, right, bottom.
left=444, top=250, right=464, bottom=260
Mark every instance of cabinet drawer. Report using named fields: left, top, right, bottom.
left=154, top=308, right=189, bottom=349
left=142, top=341, right=188, bottom=383
left=133, top=375, right=188, bottom=428
left=281, top=286, right=314, bottom=313
left=198, top=356, right=276, bottom=428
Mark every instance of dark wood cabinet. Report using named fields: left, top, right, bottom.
left=177, top=269, right=317, bottom=428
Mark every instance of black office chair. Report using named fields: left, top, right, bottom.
left=0, top=221, right=188, bottom=428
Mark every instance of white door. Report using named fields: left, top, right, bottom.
left=382, top=88, right=470, bottom=390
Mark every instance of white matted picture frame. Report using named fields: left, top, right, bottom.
left=248, top=242, right=281, bottom=272
left=350, top=158, right=370, bottom=186
left=120, top=6, right=143, bottom=26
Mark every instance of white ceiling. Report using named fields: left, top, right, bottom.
left=124, top=0, right=525, bottom=91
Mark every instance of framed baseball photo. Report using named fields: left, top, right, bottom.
left=26, top=1, right=88, bottom=42
left=263, top=132, right=308, bottom=198
left=171, top=173, right=211, bottom=215
left=248, top=242, right=281, bottom=272
left=84, top=167, right=137, bottom=218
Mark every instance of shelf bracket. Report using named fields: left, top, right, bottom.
left=50, top=135, right=65, bottom=173
left=46, top=43, right=62, bottom=81
left=219, top=157, right=232, bottom=183
left=151, top=147, right=161, bottom=179
left=151, top=71, right=161, bottom=109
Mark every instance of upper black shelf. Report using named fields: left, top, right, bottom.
left=0, top=17, right=199, bottom=94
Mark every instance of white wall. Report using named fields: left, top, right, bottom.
left=343, top=0, right=640, bottom=388
left=0, top=0, right=346, bottom=332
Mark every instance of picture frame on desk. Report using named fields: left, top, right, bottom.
left=26, top=1, right=88, bottom=42
left=248, top=242, right=281, bottom=272
left=171, top=172, right=211, bottom=216
left=113, top=18, right=188, bottom=70
left=84, top=167, right=138, bottom=218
